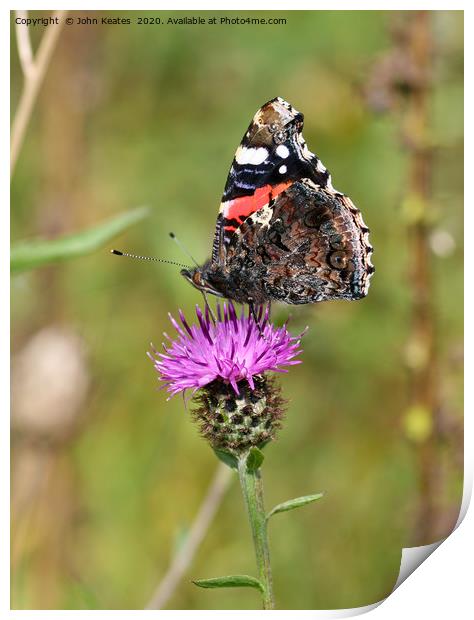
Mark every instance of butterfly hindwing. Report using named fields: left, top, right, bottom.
left=224, top=179, right=374, bottom=303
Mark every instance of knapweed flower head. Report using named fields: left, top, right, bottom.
left=149, top=302, right=303, bottom=398
left=148, top=302, right=304, bottom=454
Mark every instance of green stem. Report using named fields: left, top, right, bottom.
left=237, top=454, right=274, bottom=609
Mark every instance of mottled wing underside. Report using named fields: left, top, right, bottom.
left=225, top=179, right=374, bottom=303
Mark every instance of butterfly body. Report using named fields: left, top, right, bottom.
left=182, top=97, right=374, bottom=305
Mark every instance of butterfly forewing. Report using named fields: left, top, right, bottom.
left=212, top=97, right=331, bottom=265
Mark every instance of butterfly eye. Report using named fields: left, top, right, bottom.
left=192, top=272, right=202, bottom=287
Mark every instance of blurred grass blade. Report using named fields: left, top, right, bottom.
left=172, top=524, right=190, bottom=557
left=11, top=206, right=150, bottom=273
left=267, top=493, right=324, bottom=520
left=193, top=575, right=264, bottom=593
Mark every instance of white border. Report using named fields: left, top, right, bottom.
left=5, top=3, right=469, bottom=618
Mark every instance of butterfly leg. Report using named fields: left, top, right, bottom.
left=201, top=291, right=217, bottom=324
left=249, top=300, right=267, bottom=340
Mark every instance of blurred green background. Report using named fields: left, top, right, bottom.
left=11, top=10, right=463, bottom=610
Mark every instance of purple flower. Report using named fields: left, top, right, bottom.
left=148, top=303, right=304, bottom=398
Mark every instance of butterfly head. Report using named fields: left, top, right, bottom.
left=180, top=265, right=225, bottom=298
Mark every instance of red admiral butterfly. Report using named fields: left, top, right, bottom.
left=182, top=97, right=374, bottom=306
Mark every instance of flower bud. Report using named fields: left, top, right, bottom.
left=192, top=375, right=285, bottom=455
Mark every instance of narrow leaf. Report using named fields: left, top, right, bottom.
left=11, top=206, right=150, bottom=273
left=267, top=493, right=324, bottom=520
left=193, top=575, right=264, bottom=593
left=213, top=448, right=238, bottom=470
left=246, top=447, right=264, bottom=473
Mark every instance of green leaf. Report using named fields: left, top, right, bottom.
left=11, top=206, right=150, bottom=273
left=213, top=448, right=238, bottom=470
left=193, top=575, right=264, bottom=593
left=267, top=493, right=324, bottom=520
left=246, top=447, right=264, bottom=473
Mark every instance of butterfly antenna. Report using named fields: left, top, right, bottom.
left=110, top=249, right=190, bottom=269
left=169, top=232, right=200, bottom=267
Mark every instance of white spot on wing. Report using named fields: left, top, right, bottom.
left=251, top=203, right=273, bottom=228
left=302, top=142, right=314, bottom=159
left=235, top=146, right=268, bottom=165
left=276, top=144, right=290, bottom=159
left=316, top=159, right=327, bottom=173
left=279, top=165, right=287, bottom=174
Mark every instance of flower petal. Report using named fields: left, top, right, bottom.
left=150, top=302, right=304, bottom=398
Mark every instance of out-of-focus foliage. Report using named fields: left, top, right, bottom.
left=11, top=10, right=463, bottom=610
left=11, top=206, right=149, bottom=272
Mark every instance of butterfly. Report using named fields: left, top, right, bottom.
left=181, top=97, right=374, bottom=310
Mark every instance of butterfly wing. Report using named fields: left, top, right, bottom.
left=224, top=179, right=374, bottom=303
left=211, top=97, right=332, bottom=266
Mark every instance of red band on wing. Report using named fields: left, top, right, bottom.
left=223, top=181, right=292, bottom=234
